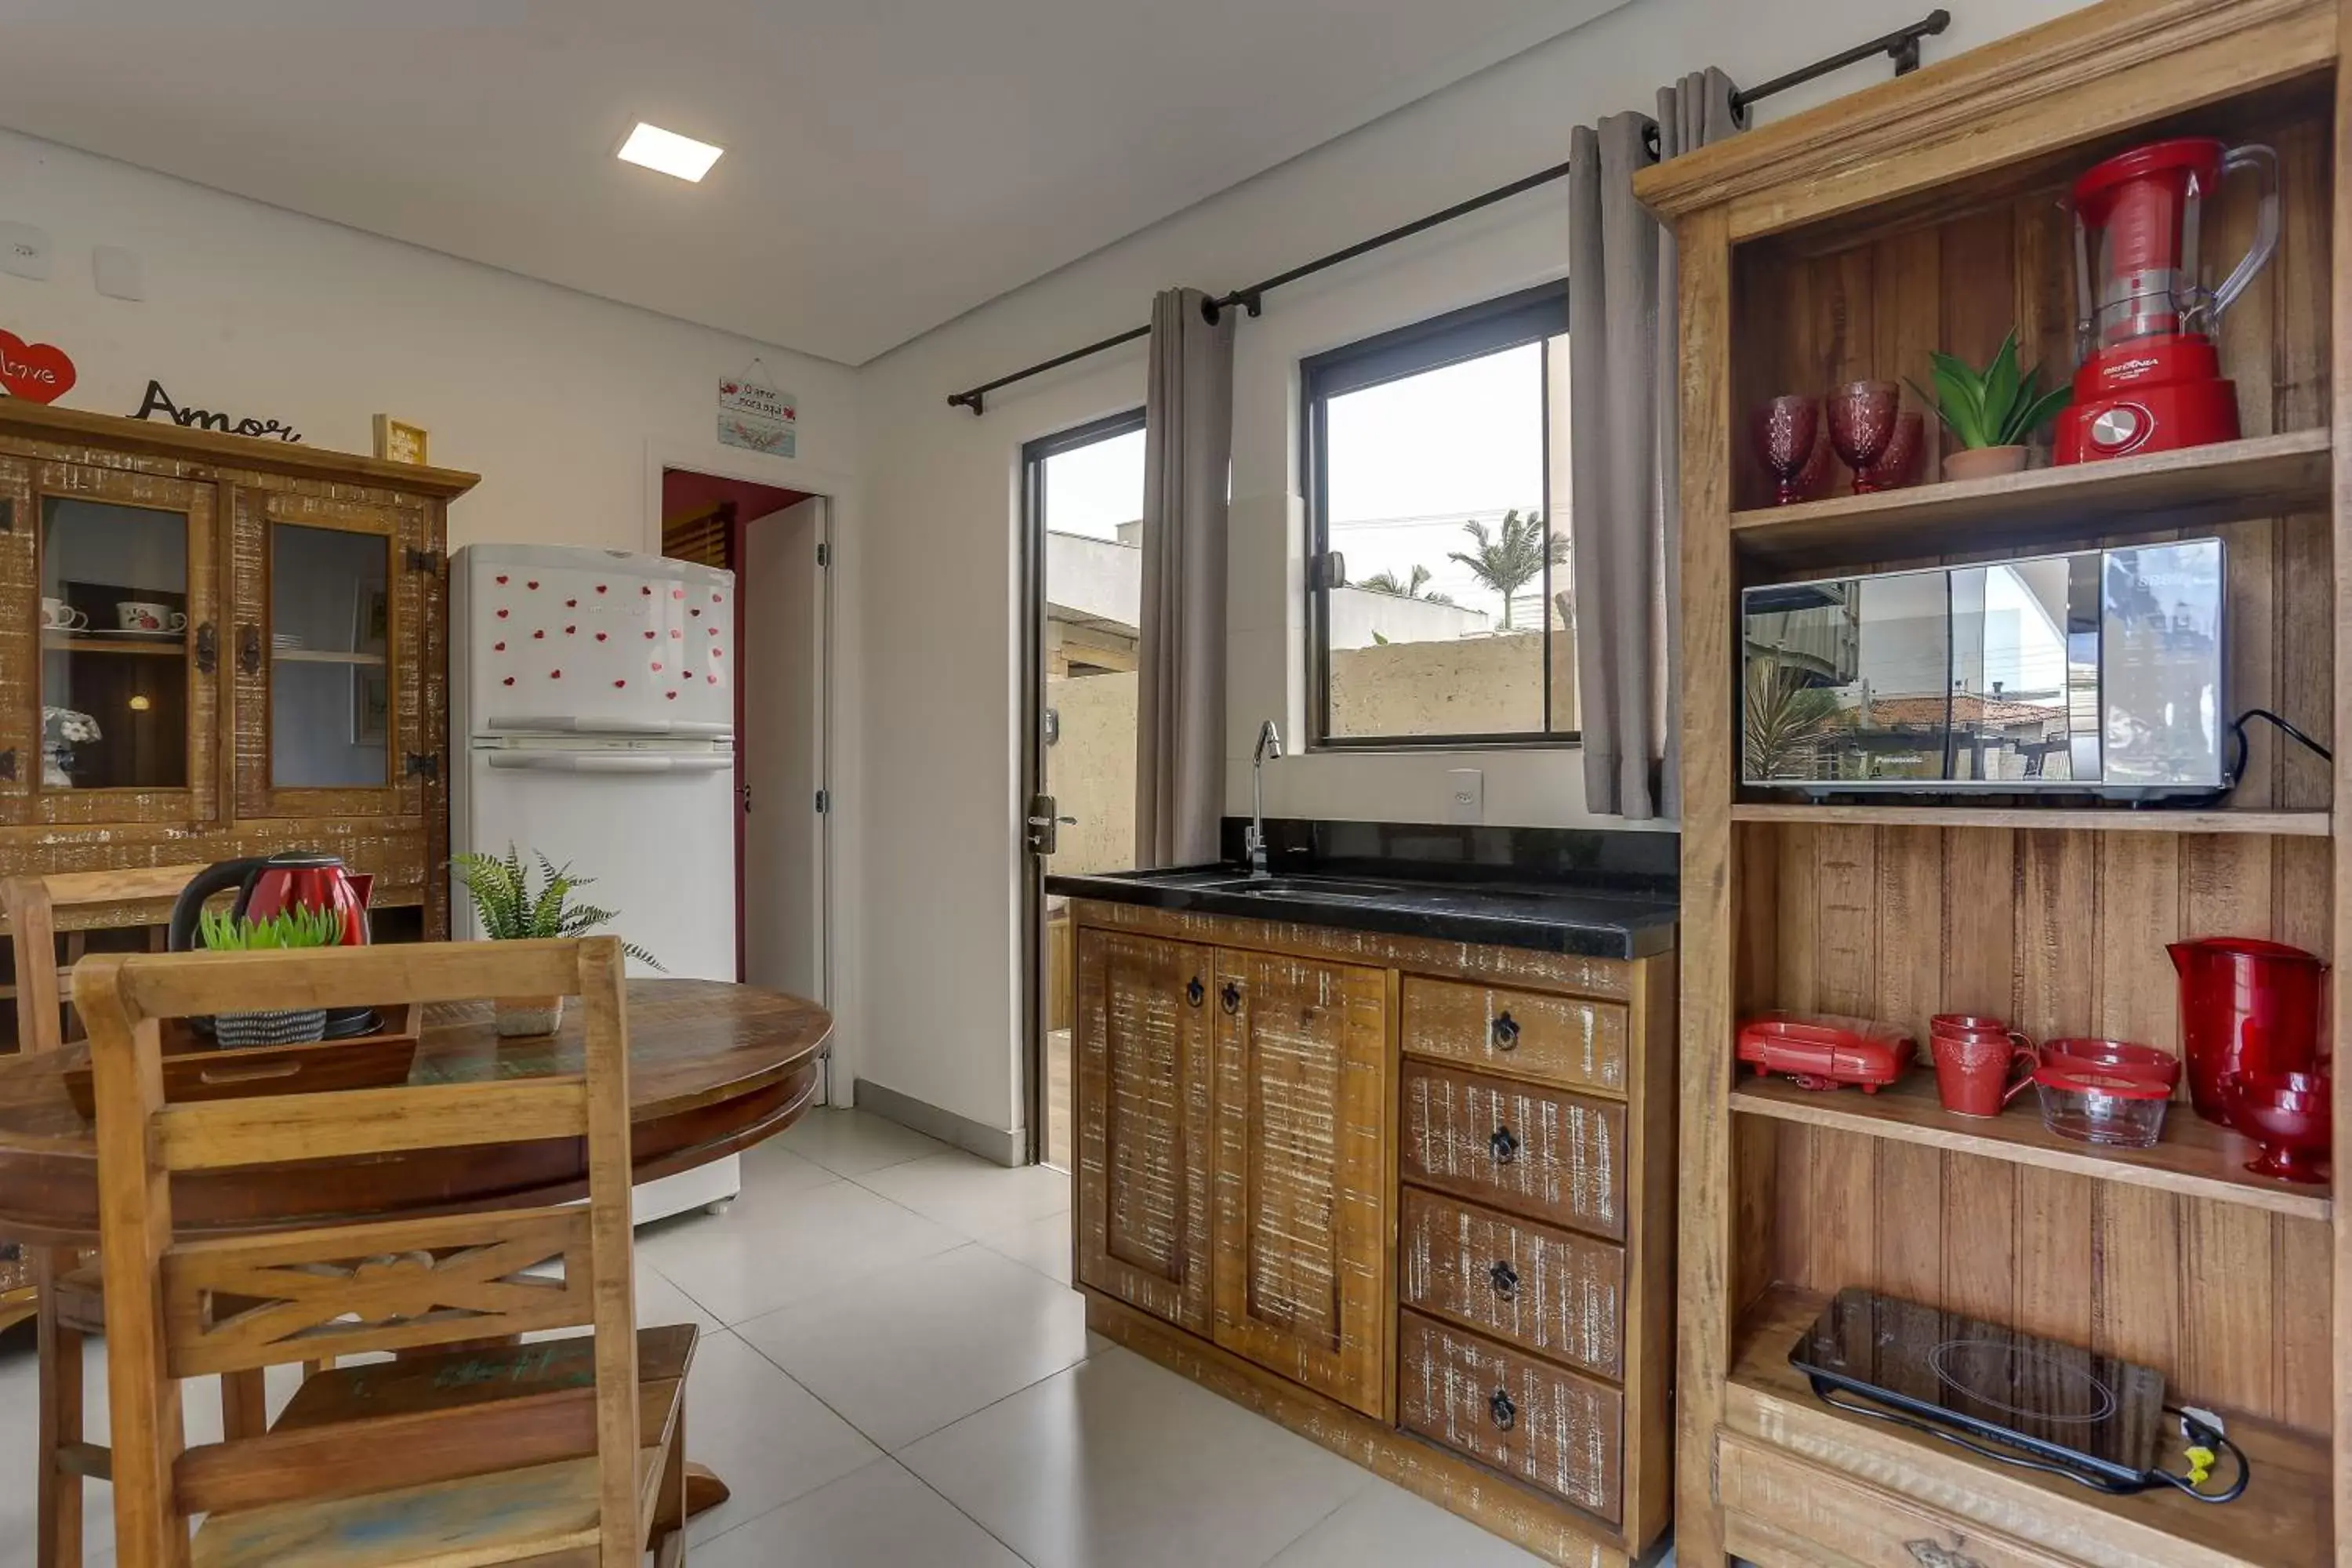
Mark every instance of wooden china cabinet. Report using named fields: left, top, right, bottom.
left=0, top=401, right=477, bottom=1051
left=1642, top=2, right=2352, bottom=1564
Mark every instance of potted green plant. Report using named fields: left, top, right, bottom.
left=194, top=905, right=349, bottom=1047
left=1908, top=328, right=2072, bottom=481
left=453, top=846, right=662, bottom=1036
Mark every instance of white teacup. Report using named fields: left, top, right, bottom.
left=116, top=601, right=186, bottom=634
left=40, top=597, right=87, bottom=630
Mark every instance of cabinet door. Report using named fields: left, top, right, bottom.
left=1074, top=928, right=1214, bottom=1334
left=16, top=460, right=224, bottom=828
left=234, top=485, right=434, bottom=822
left=1211, top=949, right=1390, bottom=1417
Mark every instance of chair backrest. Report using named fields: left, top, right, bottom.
left=80, top=936, right=641, bottom=1568
left=1, top=864, right=209, bottom=1054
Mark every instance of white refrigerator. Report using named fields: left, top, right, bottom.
left=452, top=543, right=741, bottom=1224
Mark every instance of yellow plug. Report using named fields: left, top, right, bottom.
left=2184, top=1444, right=2216, bottom=1486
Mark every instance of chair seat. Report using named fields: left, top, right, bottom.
left=194, top=1325, right=696, bottom=1568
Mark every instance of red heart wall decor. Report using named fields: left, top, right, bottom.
left=0, top=330, right=76, bottom=404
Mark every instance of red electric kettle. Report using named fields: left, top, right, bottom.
left=2167, top=936, right=2327, bottom=1127
left=169, top=851, right=378, bottom=1037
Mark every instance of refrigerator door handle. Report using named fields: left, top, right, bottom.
left=483, top=752, right=735, bottom=775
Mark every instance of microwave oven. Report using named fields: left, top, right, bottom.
left=1740, top=539, right=2225, bottom=799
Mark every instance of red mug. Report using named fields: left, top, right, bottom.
left=1931, top=1012, right=2013, bottom=1042
left=1934, top=1030, right=2037, bottom=1117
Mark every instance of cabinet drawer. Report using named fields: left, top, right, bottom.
left=1401, top=977, right=1626, bottom=1094
left=1719, top=1432, right=2080, bottom=1568
left=1399, top=1187, right=1622, bottom=1379
left=1401, top=1060, right=1624, bottom=1239
left=1396, top=1308, right=1622, bottom=1523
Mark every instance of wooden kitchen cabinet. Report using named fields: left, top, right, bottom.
left=1067, top=896, right=1677, bottom=1568
left=1073, top=927, right=1214, bottom=1334
left=0, top=403, right=475, bottom=1051
left=1209, top=947, right=1389, bottom=1418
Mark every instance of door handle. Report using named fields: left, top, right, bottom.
left=1488, top=1259, right=1519, bottom=1300
left=237, top=624, right=262, bottom=677
left=1220, top=981, right=1242, bottom=1015
left=1185, top=977, right=1205, bottom=1007
left=1491, top=1011, right=1520, bottom=1050
left=195, top=622, right=218, bottom=675
left=1489, top=1125, right=1520, bottom=1165
left=1489, top=1388, right=1516, bottom=1432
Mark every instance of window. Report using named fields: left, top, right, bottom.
left=1304, top=284, right=1574, bottom=746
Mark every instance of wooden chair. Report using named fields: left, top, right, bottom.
left=78, top=935, right=693, bottom=1568
left=2, top=864, right=214, bottom=1568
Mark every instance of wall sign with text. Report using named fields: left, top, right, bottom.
left=127, top=379, right=302, bottom=442
left=717, top=360, right=795, bottom=456
left=0, top=328, right=77, bottom=404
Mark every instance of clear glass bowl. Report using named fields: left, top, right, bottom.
left=2034, top=1064, right=2171, bottom=1149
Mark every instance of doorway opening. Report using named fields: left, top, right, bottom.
left=660, top=467, right=833, bottom=1091
left=1019, top=411, right=1146, bottom=1171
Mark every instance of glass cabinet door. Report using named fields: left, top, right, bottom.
left=235, top=487, right=430, bottom=821
left=22, top=463, right=220, bottom=826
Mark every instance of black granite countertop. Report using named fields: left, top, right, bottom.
left=1047, top=820, right=1678, bottom=960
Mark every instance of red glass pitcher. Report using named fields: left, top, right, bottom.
left=2167, top=937, right=2327, bottom=1127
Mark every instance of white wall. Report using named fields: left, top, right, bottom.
left=852, top=0, right=2092, bottom=1138
left=0, top=130, right=858, bottom=554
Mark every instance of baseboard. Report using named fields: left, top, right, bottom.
left=852, top=1077, right=1025, bottom=1167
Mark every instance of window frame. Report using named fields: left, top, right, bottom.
left=1301, top=281, right=1574, bottom=752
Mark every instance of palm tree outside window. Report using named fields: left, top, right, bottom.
left=1302, top=284, right=1576, bottom=746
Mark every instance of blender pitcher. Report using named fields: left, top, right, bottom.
left=2167, top=936, right=2326, bottom=1127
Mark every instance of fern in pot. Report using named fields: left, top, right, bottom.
left=197, top=906, right=348, bottom=1047
left=455, top=846, right=662, bottom=1036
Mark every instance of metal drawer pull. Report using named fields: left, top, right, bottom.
left=1488, top=1259, right=1518, bottom=1300
left=1491, top=1011, right=1520, bottom=1049
left=1489, top=1388, right=1516, bottom=1432
left=1186, top=976, right=1204, bottom=1007
left=1221, top=980, right=1242, bottom=1015
left=1489, top=1125, right=1520, bottom=1165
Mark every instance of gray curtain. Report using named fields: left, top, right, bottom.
left=1134, top=287, right=1236, bottom=868
left=1569, top=69, right=1739, bottom=821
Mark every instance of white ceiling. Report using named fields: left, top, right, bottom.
left=0, top=0, right=1622, bottom=365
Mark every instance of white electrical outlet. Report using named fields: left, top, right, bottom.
left=0, top=222, right=53, bottom=281
left=1445, top=768, right=1483, bottom=825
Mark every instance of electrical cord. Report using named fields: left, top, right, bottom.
left=2229, top=706, right=2332, bottom=782
left=1810, top=1387, right=2250, bottom=1503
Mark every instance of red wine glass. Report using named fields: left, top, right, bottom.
left=1751, top=395, right=1820, bottom=506
left=1827, top=379, right=1901, bottom=492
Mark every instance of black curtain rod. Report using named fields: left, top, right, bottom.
left=948, top=9, right=1951, bottom=415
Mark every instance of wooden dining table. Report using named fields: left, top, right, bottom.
left=0, top=975, right=831, bottom=1516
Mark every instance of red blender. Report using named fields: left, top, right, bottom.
left=2056, top=138, right=2278, bottom=464
left=2167, top=937, right=2326, bottom=1127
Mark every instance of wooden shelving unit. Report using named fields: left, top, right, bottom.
left=1733, top=1073, right=2330, bottom=1221
left=1729, top=428, right=2332, bottom=566
left=1729, top=801, right=2332, bottom=836
left=1639, top=3, right=2349, bottom=1563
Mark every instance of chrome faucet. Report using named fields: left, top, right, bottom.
left=1246, top=720, right=1283, bottom=879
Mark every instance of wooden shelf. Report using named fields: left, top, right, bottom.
left=1732, top=1070, right=2329, bottom=1221
left=1724, top=1287, right=2336, bottom=1568
left=1730, top=429, right=2332, bottom=566
left=272, top=649, right=386, bottom=666
left=1730, top=801, right=2331, bottom=837
left=39, top=633, right=185, bottom=657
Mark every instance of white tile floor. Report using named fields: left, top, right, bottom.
left=0, top=1108, right=1624, bottom=1567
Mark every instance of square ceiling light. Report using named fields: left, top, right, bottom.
left=617, top=122, right=724, bottom=183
